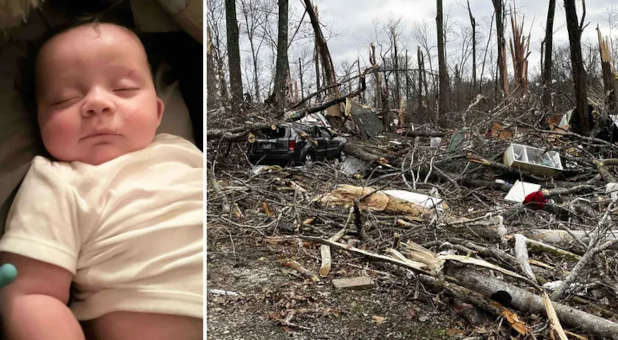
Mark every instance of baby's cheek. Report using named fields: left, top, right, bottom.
left=126, top=107, right=159, bottom=140
left=41, top=114, right=80, bottom=148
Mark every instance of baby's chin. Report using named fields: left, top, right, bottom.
left=55, top=148, right=130, bottom=165
left=80, top=149, right=130, bottom=165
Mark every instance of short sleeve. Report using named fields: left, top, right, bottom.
left=0, top=156, right=80, bottom=274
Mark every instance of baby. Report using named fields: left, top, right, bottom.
left=0, top=22, right=203, bottom=339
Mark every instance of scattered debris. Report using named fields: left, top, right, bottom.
left=208, top=289, right=242, bottom=296
left=251, top=164, right=283, bottom=176
left=348, top=101, right=384, bottom=139
left=209, top=92, right=618, bottom=339
left=332, top=276, right=375, bottom=290
left=340, top=155, right=370, bottom=177
left=504, top=143, right=563, bottom=176
left=382, top=189, right=447, bottom=212
left=504, top=180, right=541, bottom=203
left=606, top=182, right=618, bottom=201
left=282, top=259, right=320, bottom=282
left=317, top=185, right=432, bottom=219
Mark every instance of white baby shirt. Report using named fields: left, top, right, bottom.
left=0, top=134, right=203, bottom=320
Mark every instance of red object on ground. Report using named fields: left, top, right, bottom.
left=523, top=190, right=547, bottom=210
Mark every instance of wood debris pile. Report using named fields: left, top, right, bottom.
left=207, top=97, right=618, bottom=339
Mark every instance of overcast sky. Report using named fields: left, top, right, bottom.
left=218, top=0, right=618, bottom=100
left=306, top=0, right=618, bottom=75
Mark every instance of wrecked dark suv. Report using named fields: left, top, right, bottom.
left=247, top=124, right=347, bottom=165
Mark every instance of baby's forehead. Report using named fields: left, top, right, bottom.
left=39, top=23, right=144, bottom=59
left=34, top=23, right=152, bottom=92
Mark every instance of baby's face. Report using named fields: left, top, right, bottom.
left=35, top=23, right=164, bottom=165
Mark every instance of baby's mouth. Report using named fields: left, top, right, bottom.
left=80, top=131, right=121, bottom=141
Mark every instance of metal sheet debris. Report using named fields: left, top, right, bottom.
left=504, top=143, right=563, bottom=176
left=504, top=180, right=541, bottom=203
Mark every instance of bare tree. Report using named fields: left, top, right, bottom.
left=207, top=0, right=229, bottom=102
left=450, top=22, right=473, bottom=109
left=436, top=0, right=449, bottom=124
left=388, top=19, right=402, bottom=110
left=303, top=0, right=337, bottom=90
left=564, top=0, right=591, bottom=135
left=272, top=0, right=289, bottom=112
left=542, top=0, right=556, bottom=109
left=370, top=43, right=384, bottom=109
left=239, top=0, right=268, bottom=103
left=417, top=46, right=427, bottom=113
left=357, top=58, right=365, bottom=104
left=303, top=0, right=342, bottom=122
left=207, top=25, right=218, bottom=109
left=465, top=0, right=477, bottom=93
left=479, top=12, right=494, bottom=93
left=404, top=50, right=410, bottom=103
left=492, top=0, right=509, bottom=97
left=298, top=57, right=305, bottom=100
left=225, top=0, right=243, bottom=113
left=314, top=37, right=321, bottom=100
left=412, top=22, right=436, bottom=91
left=597, top=26, right=616, bottom=112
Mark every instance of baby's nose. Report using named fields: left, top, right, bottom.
left=81, top=88, right=115, bottom=117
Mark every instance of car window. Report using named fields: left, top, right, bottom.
left=254, top=126, right=287, bottom=139
left=319, top=128, right=331, bottom=138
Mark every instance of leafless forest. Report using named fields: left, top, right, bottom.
left=207, top=1, right=618, bottom=339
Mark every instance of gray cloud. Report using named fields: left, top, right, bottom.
left=308, top=0, right=618, bottom=73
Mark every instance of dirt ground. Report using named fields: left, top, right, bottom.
left=206, top=221, right=504, bottom=339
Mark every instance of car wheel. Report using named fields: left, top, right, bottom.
left=304, top=152, right=313, bottom=165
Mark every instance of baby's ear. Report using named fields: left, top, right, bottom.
left=156, top=97, right=165, bottom=126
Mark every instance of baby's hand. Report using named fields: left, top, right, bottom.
left=0, top=263, right=17, bottom=287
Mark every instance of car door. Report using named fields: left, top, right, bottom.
left=308, top=126, right=326, bottom=160
left=318, top=127, right=338, bottom=159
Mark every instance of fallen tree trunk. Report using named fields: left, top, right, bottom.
left=543, top=184, right=597, bottom=198
left=551, top=239, right=618, bottom=300
left=445, top=239, right=554, bottom=283
left=447, top=266, right=618, bottom=339
left=207, top=77, right=367, bottom=142
left=207, top=123, right=273, bottom=141
left=343, top=143, right=388, bottom=165
left=396, top=128, right=446, bottom=137
left=298, top=234, right=618, bottom=339
left=594, top=159, right=618, bottom=183
left=442, top=214, right=507, bottom=242
left=286, top=75, right=366, bottom=122
left=522, top=229, right=618, bottom=251
left=466, top=153, right=546, bottom=181
left=417, top=274, right=533, bottom=336
left=518, top=237, right=581, bottom=261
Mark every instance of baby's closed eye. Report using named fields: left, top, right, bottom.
left=113, top=87, right=140, bottom=98
left=50, top=95, right=80, bottom=106
left=112, top=77, right=141, bottom=96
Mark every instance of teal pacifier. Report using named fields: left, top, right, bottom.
left=0, top=263, right=17, bottom=287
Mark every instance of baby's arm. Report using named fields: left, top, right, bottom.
left=0, top=252, right=85, bottom=340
